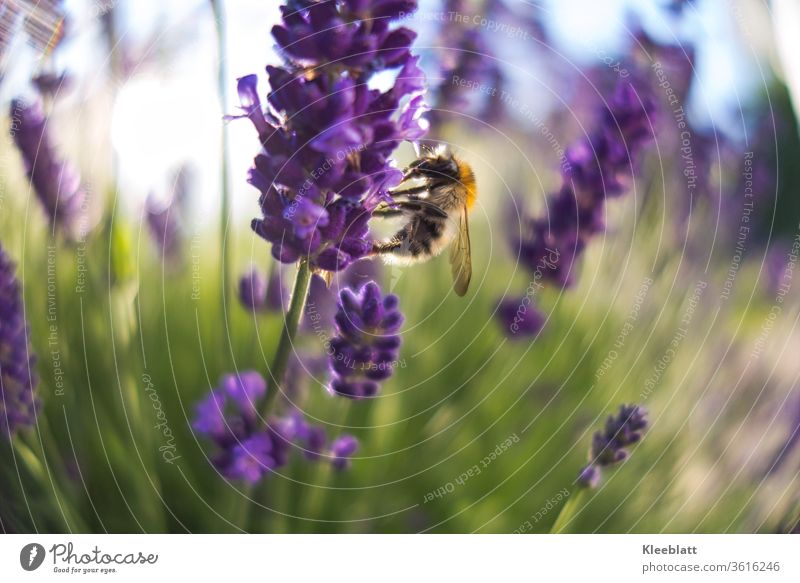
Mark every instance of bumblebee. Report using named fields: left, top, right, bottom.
left=372, top=143, right=476, bottom=296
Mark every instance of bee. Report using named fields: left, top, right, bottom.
left=371, top=143, right=476, bottom=296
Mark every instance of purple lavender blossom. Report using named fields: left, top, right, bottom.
left=193, top=371, right=358, bottom=481
left=145, top=194, right=181, bottom=263
left=497, top=297, right=545, bottom=338
left=145, top=166, right=192, bottom=263
left=10, top=98, right=87, bottom=238
left=234, top=1, right=427, bottom=272
left=330, top=434, right=359, bottom=471
left=428, top=0, right=505, bottom=132
left=226, top=433, right=277, bottom=484
left=328, top=282, right=403, bottom=399
left=577, top=404, right=648, bottom=488
left=0, top=243, right=40, bottom=438
left=498, top=77, right=655, bottom=335
left=192, top=371, right=275, bottom=483
left=238, top=268, right=268, bottom=312
left=273, top=409, right=327, bottom=461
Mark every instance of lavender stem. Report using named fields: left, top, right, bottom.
left=550, top=487, right=587, bottom=534
left=211, top=0, right=232, bottom=317
left=262, top=259, right=312, bottom=415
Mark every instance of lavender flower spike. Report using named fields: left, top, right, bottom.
left=498, top=76, right=655, bottom=336
left=0, top=243, right=40, bottom=438
left=330, top=434, right=359, bottom=471
left=192, top=371, right=275, bottom=483
left=329, top=282, right=403, bottom=399
left=497, top=297, right=545, bottom=339
left=238, top=268, right=268, bottom=312
left=578, top=404, right=648, bottom=488
left=240, top=0, right=427, bottom=272
left=193, top=371, right=360, bottom=482
left=10, top=98, right=87, bottom=239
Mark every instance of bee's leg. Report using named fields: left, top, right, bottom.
left=371, top=240, right=403, bottom=254
left=371, top=207, right=405, bottom=219
left=371, top=227, right=411, bottom=256
left=372, top=201, right=447, bottom=219
left=388, top=184, right=429, bottom=198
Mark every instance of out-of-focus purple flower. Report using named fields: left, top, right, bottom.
left=238, top=1, right=427, bottom=272
left=330, top=434, right=359, bottom=471
left=328, top=281, right=403, bottom=399
left=578, top=404, right=648, bottom=488
left=304, top=425, right=328, bottom=461
left=9, top=98, right=87, bottom=239
left=497, top=297, right=545, bottom=338
left=428, top=1, right=505, bottom=133
left=193, top=372, right=358, bottom=482
left=145, top=166, right=192, bottom=264
left=193, top=371, right=273, bottom=483
left=193, top=371, right=266, bottom=443
left=145, top=193, right=181, bottom=262
left=590, top=404, right=648, bottom=464
left=238, top=268, right=268, bottom=312
left=499, top=77, right=655, bottom=336
left=0, top=243, right=40, bottom=438
left=226, top=433, right=278, bottom=483
left=539, top=78, right=654, bottom=279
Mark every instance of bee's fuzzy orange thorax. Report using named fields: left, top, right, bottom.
left=457, top=160, right=477, bottom=209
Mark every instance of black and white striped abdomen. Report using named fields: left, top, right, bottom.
left=375, top=209, right=458, bottom=265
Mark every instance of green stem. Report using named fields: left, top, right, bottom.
left=263, top=259, right=313, bottom=414
left=211, top=0, right=232, bottom=320
left=235, top=260, right=312, bottom=532
left=228, top=484, right=253, bottom=533
left=550, top=487, right=587, bottom=533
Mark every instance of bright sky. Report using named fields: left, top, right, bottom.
left=1, top=0, right=771, bottom=228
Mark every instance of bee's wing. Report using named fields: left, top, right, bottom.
left=449, top=205, right=472, bottom=296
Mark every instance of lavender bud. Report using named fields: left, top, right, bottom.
left=328, top=282, right=403, bottom=399
left=578, top=404, right=649, bottom=488
left=10, top=99, right=89, bottom=239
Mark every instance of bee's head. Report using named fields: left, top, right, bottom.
left=404, top=143, right=459, bottom=182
